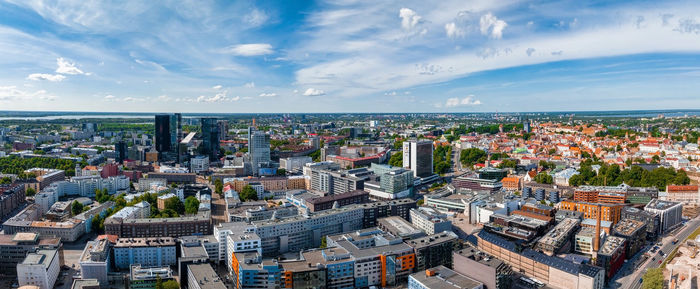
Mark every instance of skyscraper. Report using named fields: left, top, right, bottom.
left=523, top=118, right=531, bottom=133
left=248, top=127, right=271, bottom=175
left=201, top=118, right=220, bottom=161
left=403, top=140, right=434, bottom=178
left=115, top=140, right=127, bottom=163
left=155, top=113, right=181, bottom=161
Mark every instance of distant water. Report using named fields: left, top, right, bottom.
left=0, top=114, right=154, bottom=121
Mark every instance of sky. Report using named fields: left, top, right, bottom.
left=1, top=0, right=700, bottom=113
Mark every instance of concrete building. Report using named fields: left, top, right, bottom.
left=180, top=235, right=219, bottom=262
left=406, top=231, right=458, bottom=271
left=621, top=206, right=660, bottom=239
left=304, top=190, right=369, bottom=212
left=0, top=233, right=61, bottom=276
left=536, top=218, right=581, bottom=256
left=279, top=156, right=312, bottom=172
left=191, top=155, right=210, bottom=173
left=403, top=140, right=434, bottom=178
left=79, top=239, right=111, bottom=285
left=665, top=185, right=700, bottom=205
left=612, top=219, right=647, bottom=257
left=596, top=236, right=626, bottom=281
left=113, top=237, right=177, bottom=269
left=187, top=263, right=226, bottom=289
left=104, top=212, right=211, bottom=238
left=454, top=247, right=512, bottom=289
left=17, top=249, right=60, bottom=289
left=408, top=265, right=483, bottom=289
left=129, top=265, right=173, bottom=289
left=409, top=207, right=452, bottom=235
left=248, top=128, right=271, bottom=175
left=378, top=216, right=426, bottom=240
left=0, top=184, right=26, bottom=219
left=644, top=199, right=683, bottom=233
left=71, top=279, right=100, bottom=289
left=308, top=168, right=364, bottom=195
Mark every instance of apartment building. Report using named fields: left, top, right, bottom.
left=113, top=237, right=177, bottom=269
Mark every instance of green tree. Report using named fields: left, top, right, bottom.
left=417, top=199, right=424, bottom=206
left=642, top=268, right=663, bottom=289
left=388, top=152, right=403, bottom=167
left=214, top=179, right=223, bottom=195
left=164, top=197, right=185, bottom=215
left=184, top=196, right=200, bottom=214
left=460, top=148, right=487, bottom=167
left=71, top=201, right=84, bottom=215
left=25, top=187, right=36, bottom=196
left=277, top=168, right=286, bottom=176
left=497, top=159, right=517, bottom=169
left=0, top=176, right=11, bottom=184
left=534, top=172, right=553, bottom=184
left=568, top=174, right=585, bottom=187
left=240, top=185, right=259, bottom=201
left=156, top=275, right=163, bottom=289
left=162, top=280, right=179, bottom=289
left=320, top=236, right=327, bottom=249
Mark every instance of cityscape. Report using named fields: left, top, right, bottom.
left=2, top=1, right=700, bottom=289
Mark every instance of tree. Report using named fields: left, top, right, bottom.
left=214, top=179, right=223, bottom=195
left=156, top=275, right=163, bottom=289
left=71, top=201, right=84, bottom=215
left=25, top=187, right=36, bottom=197
left=642, top=268, right=663, bottom=289
left=0, top=176, right=11, bottom=184
left=417, top=199, right=424, bottom=206
left=240, top=185, right=259, bottom=201
left=184, top=196, right=200, bottom=214
left=320, top=236, right=327, bottom=249
left=534, top=172, right=553, bottom=184
left=276, top=168, right=286, bottom=176
left=162, top=280, right=179, bottom=289
left=164, top=196, right=185, bottom=215
left=388, top=152, right=403, bottom=167
left=568, top=174, right=585, bottom=187
left=497, top=159, right=517, bottom=169
left=460, top=148, right=487, bottom=167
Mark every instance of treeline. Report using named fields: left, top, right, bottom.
left=448, top=123, right=524, bottom=137
left=0, top=155, right=76, bottom=176
left=433, top=145, right=452, bottom=174
left=98, top=123, right=154, bottom=133
left=568, top=160, right=690, bottom=190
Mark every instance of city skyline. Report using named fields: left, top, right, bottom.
left=1, top=0, right=700, bottom=112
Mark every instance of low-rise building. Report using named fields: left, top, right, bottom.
left=537, top=218, right=581, bottom=256
left=408, top=265, right=484, bottom=289
left=454, top=247, right=512, bottom=289
left=409, top=207, right=452, bottom=235
left=187, top=263, right=226, bottom=289
left=129, top=265, right=173, bottom=289
left=377, top=216, right=426, bottom=240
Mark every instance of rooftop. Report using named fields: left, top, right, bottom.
left=114, top=237, right=176, bottom=248
left=21, top=249, right=57, bottom=267
left=613, top=219, right=646, bottom=236
left=538, top=218, right=581, bottom=246
left=406, top=231, right=458, bottom=250
left=71, top=279, right=100, bottom=289
left=187, top=263, right=226, bottom=289
left=455, top=247, right=505, bottom=268
left=645, top=198, right=682, bottom=211
left=410, top=265, right=483, bottom=289
left=130, top=265, right=172, bottom=281
left=599, top=236, right=626, bottom=256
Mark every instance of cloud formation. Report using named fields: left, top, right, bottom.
left=445, top=95, right=482, bottom=107
left=479, top=13, right=507, bottom=39
left=303, top=88, right=325, bottom=96
left=27, top=73, right=66, bottom=82
left=55, top=57, right=85, bottom=75
left=227, top=44, right=274, bottom=56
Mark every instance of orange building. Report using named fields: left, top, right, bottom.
left=501, top=176, right=521, bottom=191
left=573, top=190, right=626, bottom=204
left=559, top=200, right=623, bottom=224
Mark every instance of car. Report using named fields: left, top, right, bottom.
left=659, top=260, right=662, bottom=264
left=639, top=278, right=643, bottom=284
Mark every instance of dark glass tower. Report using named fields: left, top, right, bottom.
left=115, top=140, right=127, bottom=163
left=155, top=114, right=172, bottom=153
left=201, top=117, right=220, bottom=161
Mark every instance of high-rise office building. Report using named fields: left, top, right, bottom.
left=248, top=127, right=271, bottom=175
left=403, top=140, right=434, bottom=178
left=201, top=118, right=220, bottom=161
left=155, top=113, right=181, bottom=161
left=523, top=118, right=531, bottom=133
left=115, top=140, right=127, bottom=163
left=217, top=120, right=228, bottom=141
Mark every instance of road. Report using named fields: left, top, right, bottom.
left=615, top=216, right=700, bottom=289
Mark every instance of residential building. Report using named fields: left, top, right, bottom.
left=113, top=237, right=176, bottom=269
left=187, top=263, right=226, bottom=289
left=403, top=140, right=434, bottom=178
left=104, top=212, right=211, bottom=238
left=501, top=176, right=521, bottom=191
left=406, top=231, right=458, bottom=271
left=559, top=201, right=623, bottom=225
left=0, top=183, right=26, bottom=219
left=17, top=249, right=60, bottom=289
left=408, top=265, right=483, bottom=289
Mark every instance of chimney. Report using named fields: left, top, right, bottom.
left=593, top=204, right=602, bottom=252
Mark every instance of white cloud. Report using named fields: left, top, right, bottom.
left=479, top=13, right=507, bottom=39
left=226, top=43, right=274, bottom=56
left=212, top=85, right=222, bottom=90
left=123, top=97, right=138, bottom=102
left=244, top=8, right=268, bottom=27
left=399, top=8, right=422, bottom=30
left=259, top=92, right=277, bottom=97
left=303, top=88, right=325, bottom=96
left=384, top=91, right=398, bottom=96
left=55, top=57, right=85, bottom=75
left=0, top=86, right=55, bottom=102
left=103, top=95, right=116, bottom=100
left=526, top=48, right=536, bottom=56
left=27, top=73, right=66, bottom=82
left=445, top=95, right=482, bottom=107
left=445, top=22, right=463, bottom=38
left=244, top=82, right=255, bottom=88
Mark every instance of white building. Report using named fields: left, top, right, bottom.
left=279, top=156, right=312, bottom=172
left=645, top=199, right=683, bottom=233
left=409, top=207, right=452, bottom=235
left=190, top=156, right=210, bottom=173
left=17, top=249, right=60, bottom=289
left=226, top=231, right=262, bottom=274
left=79, top=239, right=111, bottom=285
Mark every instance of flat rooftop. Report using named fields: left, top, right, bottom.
left=115, top=237, right=176, bottom=248
left=613, top=219, right=646, bottom=236
left=410, top=265, right=483, bottom=289
left=406, top=231, right=458, bottom=250
left=187, top=263, right=226, bottom=289
left=455, top=247, right=505, bottom=269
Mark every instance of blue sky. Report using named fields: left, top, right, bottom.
left=1, top=0, right=700, bottom=113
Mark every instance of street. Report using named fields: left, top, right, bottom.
left=611, top=216, right=700, bottom=289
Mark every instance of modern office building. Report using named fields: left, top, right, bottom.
left=596, top=236, right=626, bottom=281
left=536, top=218, right=581, bottom=256
left=201, top=118, right=220, bottom=161
left=409, top=207, right=452, bottom=235
left=644, top=199, right=683, bottom=233
left=612, top=219, right=647, bottom=257
left=115, top=140, right=128, bottom=163
left=305, top=190, right=370, bottom=212
left=454, top=247, right=512, bottom=289
left=378, top=216, right=426, bottom=240
left=105, top=212, right=211, bottom=238
left=190, top=155, right=210, bottom=173
left=408, top=265, right=484, bottom=289
left=113, top=237, right=177, bottom=269
left=17, top=249, right=60, bottom=289
left=403, top=140, right=434, bottom=178
left=248, top=127, right=271, bottom=175
left=155, top=113, right=181, bottom=161
left=621, top=206, right=660, bottom=239
left=129, top=265, right=173, bottom=289
left=309, top=167, right=365, bottom=195
left=406, top=231, right=458, bottom=271
left=79, top=239, right=111, bottom=285
left=559, top=201, right=624, bottom=225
